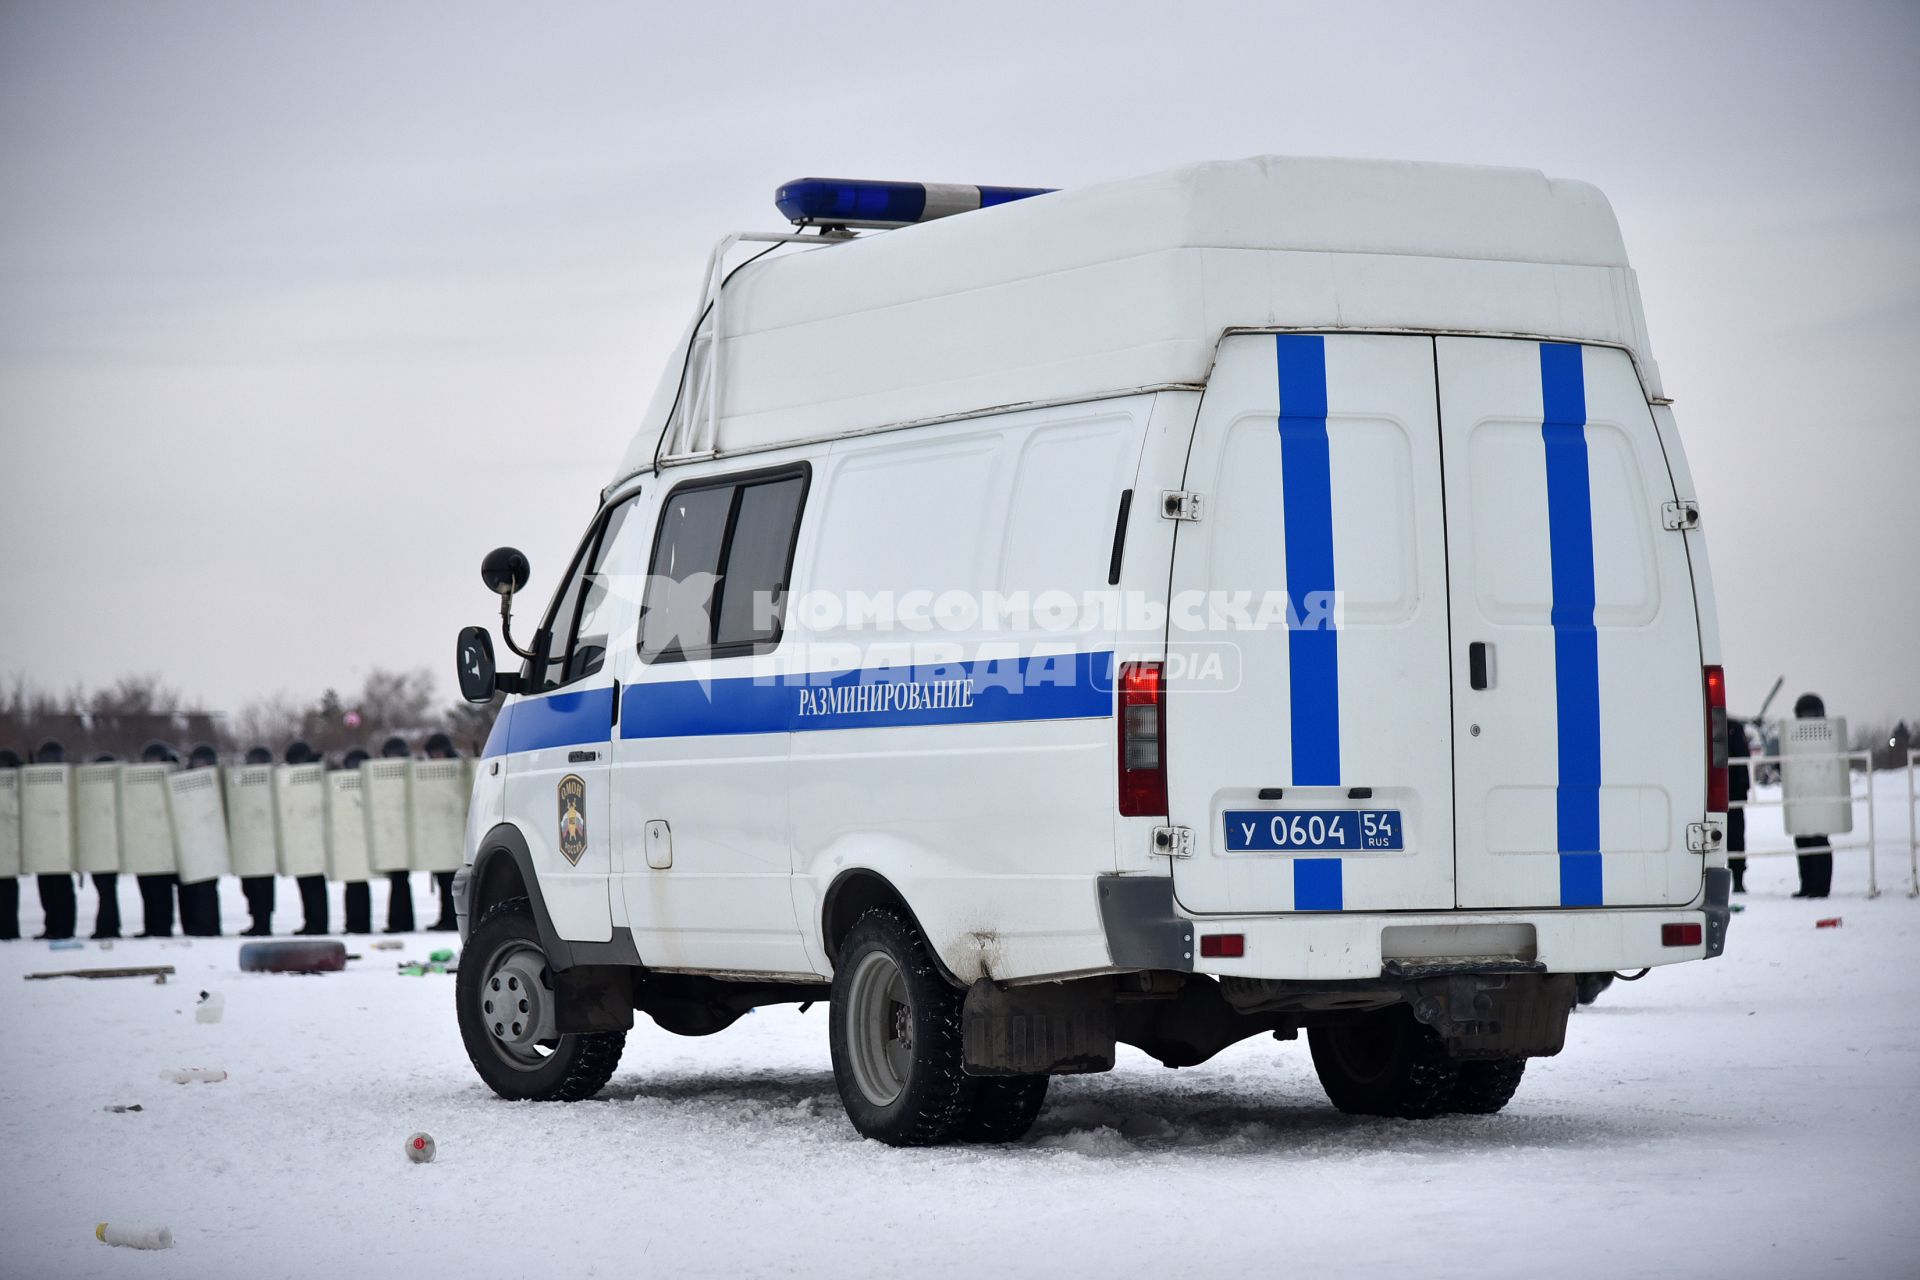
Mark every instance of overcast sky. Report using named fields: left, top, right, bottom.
left=1, top=0, right=1915, bottom=727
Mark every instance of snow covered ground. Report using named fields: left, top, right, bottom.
left=4, top=780, right=1917, bottom=1279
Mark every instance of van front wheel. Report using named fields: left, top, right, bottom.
left=455, top=897, right=625, bottom=1102
left=1308, top=1004, right=1459, bottom=1119
left=829, top=908, right=972, bottom=1146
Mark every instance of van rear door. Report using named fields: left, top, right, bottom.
left=1438, top=338, right=1704, bottom=909
left=1165, top=333, right=1456, bottom=914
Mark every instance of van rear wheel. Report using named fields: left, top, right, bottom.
left=1308, top=1005, right=1459, bottom=1119
left=960, top=1075, right=1050, bottom=1143
left=829, top=908, right=973, bottom=1146
left=1447, top=1057, right=1527, bottom=1114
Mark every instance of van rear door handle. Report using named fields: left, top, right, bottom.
left=1468, top=642, right=1491, bottom=691
left=568, top=750, right=599, bottom=763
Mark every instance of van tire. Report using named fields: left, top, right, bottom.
left=1446, top=1057, right=1527, bottom=1115
left=829, top=908, right=973, bottom=1146
left=1308, top=1005, right=1459, bottom=1119
left=960, top=1076, right=1050, bottom=1144
left=457, top=897, right=625, bottom=1102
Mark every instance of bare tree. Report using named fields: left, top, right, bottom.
left=444, top=694, right=505, bottom=757
left=89, top=674, right=183, bottom=718
left=232, top=695, right=306, bottom=753
left=1, top=667, right=500, bottom=762
left=353, top=668, right=438, bottom=740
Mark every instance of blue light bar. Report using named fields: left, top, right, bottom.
left=775, top=177, right=1055, bottom=229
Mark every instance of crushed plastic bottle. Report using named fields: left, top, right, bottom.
left=159, top=1067, right=227, bottom=1085
left=195, top=991, right=225, bottom=1024
left=96, top=1223, right=172, bottom=1250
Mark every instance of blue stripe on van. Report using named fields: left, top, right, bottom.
left=621, top=651, right=1114, bottom=739
left=1292, top=857, right=1344, bottom=911
left=1539, top=342, right=1604, bottom=907
left=1276, top=334, right=1341, bottom=790
left=484, top=684, right=617, bottom=758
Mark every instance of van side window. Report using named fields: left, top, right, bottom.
left=536, top=494, right=644, bottom=691
left=567, top=499, right=644, bottom=683
left=640, top=467, right=808, bottom=662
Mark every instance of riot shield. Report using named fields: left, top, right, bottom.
left=75, top=763, right=123, bottom=874
left=118, top=763, right=177, bottom=874
left=407, top=757, right=467, bottom=873
left=0, top=770, right=19, bottom=878
left=167, top=767, right=232, bottom=886
left=224, top=764, right=280, bottom=878
left=20, top=764, right=76, bottom=875
left=325, top=769, right=373, bottom=883
left=1782, top=715, right=1855, bottom=837
left=361, top=757, right=413, bottom=874
left=273, top=763, right=328, bottom=878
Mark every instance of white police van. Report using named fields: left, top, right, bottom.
left=450, top=156, right=1730, bottom=1145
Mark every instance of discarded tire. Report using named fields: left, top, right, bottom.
left=238, top=939, right=347, bottom=973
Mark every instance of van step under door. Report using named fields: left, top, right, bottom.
left=1166, top=333, right=1456, bottom=914
left=1438, top=338, right=1704, bottom=909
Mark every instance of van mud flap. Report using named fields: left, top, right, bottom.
left=1406, top=972, right=1576, bottom=1060
left=962, top=977, right=1117, bottom=1077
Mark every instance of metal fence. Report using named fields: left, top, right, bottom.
left=1733, top=749, right=1919, bottom=899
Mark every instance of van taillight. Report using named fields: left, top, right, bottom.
left=1118, top=661, right=1167, bottom=816
left=1705, top=665, right=1728, bottom=813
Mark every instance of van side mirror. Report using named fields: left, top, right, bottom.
left=479, top=546, right=537, bottom=660
left=456, top=625, right=525, bottom=702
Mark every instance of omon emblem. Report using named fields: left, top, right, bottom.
left=557, top=773, right=588, bottom=865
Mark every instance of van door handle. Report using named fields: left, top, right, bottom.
left=568, top=750, right=599, bottom=763
left=1468, top=642, right=1491, bottom=691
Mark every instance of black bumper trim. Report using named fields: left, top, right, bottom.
left=1097, top=875, right=1193, bottom=971
left=1702, top=866, right=1731, bottom=959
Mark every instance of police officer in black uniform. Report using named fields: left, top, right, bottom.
left=31, top=739, right=78, bottom=941
left=238, top=746, right=277, bottom=935
left=338, top=747, right=373, bottom=934
left=0, top=747, right=21, bottom=940
left=89, top=753, right=124, bottom=938
left=379, top=735, right=416, bottom=933
left=1727, top=718, right=1751, bottom=894
left=135, top=740, right=181, bottom=937
left=176, top=743, right=224, bottom=936
left=1791, top=692, right=1834, bottom=898
left=423, top=731, right=461, bottom=931
left=287, top=740, right=332, bottom=935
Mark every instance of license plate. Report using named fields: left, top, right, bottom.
left=1222, top=809, right=1404, bottom=852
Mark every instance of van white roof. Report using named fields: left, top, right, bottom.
left=616, top=155, right=1658, bottom=483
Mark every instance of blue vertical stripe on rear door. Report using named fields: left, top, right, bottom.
left=1539, top=342, right=1603, bottom=907
left=1276, top=333, right=1343, bottom=911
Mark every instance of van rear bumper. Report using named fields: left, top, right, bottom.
left=1100, top=870, right=1729, bottom=981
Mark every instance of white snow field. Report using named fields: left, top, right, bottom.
left=4, top=790, right=1917, bottom=1280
